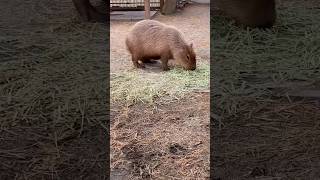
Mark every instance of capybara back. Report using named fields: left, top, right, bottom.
left=126, top=20, right=196, bottom=71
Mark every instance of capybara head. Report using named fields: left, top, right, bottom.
left=215, top=0, right=276, bottom=28
left=177, top=43, right=196, bottom=71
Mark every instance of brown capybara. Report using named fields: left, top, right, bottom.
left=214, top=0, right=276, bottom=28
left=125, top=20, right=196, bottom=71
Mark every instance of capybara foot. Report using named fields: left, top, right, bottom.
left=133, top=61, right=145, bottom=69
left=137, top=63, right=145, bottom=69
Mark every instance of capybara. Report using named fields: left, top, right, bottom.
left=125, top=20, right=196, bottom=71
left=214, top=0, right=276, bottom=28
left=72, top=0, right=107, bottom=22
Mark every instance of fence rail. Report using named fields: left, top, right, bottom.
left=110, top=0, right=161, bottom=10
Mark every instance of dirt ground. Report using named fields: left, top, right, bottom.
left=212, top=1, right=320, bottom=179
left=5, top=0, right=319, bottom=179
left=110, top=3, right=210, bottom=179
left=111, top=92, right=210, bottom=179
left=1, top=0, right=108, bottom=179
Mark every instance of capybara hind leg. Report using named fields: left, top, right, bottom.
left=138, top=61, right=146, bottom=68
left=160, top=57, right=169, bottom=71
left=132, top=55, right=145, bottom=69
left=131, top=55, right=139, bottom=68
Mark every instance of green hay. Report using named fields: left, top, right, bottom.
left=211, top=6, right=320, bottom=115
left=0, top=13, right=108, bottom=178
left=111, top=64, right=209, bottom=104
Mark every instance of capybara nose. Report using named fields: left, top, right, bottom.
left=186, top=66, right=196, bottom=71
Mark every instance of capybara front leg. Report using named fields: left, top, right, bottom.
left=160, top=57, right=169, bottom=71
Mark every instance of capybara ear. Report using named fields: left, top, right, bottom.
left=190, top=43, right=193, bottom=48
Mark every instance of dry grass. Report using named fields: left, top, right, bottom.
left=110, top=4, right=210, bottom=179
left=111, top=62, right=209, bottom=104
left=0, top=0, right=108, bottom=179
left=212, top=4, right=320, bottom=115
left=111, top=92, right=210, bottom=179
left=212, top=1, right=320, bottom=179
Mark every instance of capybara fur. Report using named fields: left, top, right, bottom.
left=214, top=0, right=276, bottom=28
left=125, top=20, right=196, bottom=71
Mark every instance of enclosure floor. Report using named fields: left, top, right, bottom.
left=110, top=3, right=210, bottom=73
left=110, top=3, right=210, bottom=179
left=111, top=11, right=158, bottom=21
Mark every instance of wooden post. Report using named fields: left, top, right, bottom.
left=160, top=0, right=164, bottom=13
left=144, top=0, right=150, bottom=19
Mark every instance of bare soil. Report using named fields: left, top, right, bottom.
left=111, top=92, right=210, bottom=179
left=110, top=3, right=210, bottom=179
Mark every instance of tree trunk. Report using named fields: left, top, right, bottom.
left=144, top=0, right=151, bottom=19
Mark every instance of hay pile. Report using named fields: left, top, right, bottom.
left=111, top=63, right=209, bottom=104
left=212, top=2, right=320, bottom=179
left=0, top=0, right=108, bottom=178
